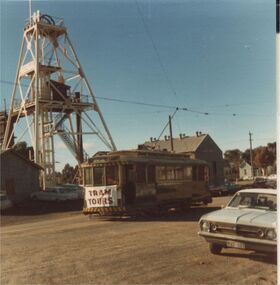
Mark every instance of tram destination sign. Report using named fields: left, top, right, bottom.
left=85, top=185, right=118, bottom=208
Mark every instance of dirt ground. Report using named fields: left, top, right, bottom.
left=1, top=197, right=277, bottom=285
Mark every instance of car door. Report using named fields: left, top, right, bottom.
left=57, top=188, right=67, bottom=201
left=46, top=188, right=57, bottom=201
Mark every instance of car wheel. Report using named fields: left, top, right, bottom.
left=209, top=243, right=222, bottom=254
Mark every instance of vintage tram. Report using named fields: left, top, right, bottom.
left=81, top=149, right=212, bottom=215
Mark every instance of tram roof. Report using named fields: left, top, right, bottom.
left=82, top=149, right=208, bottom=166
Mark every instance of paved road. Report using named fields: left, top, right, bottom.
left=1, top=197, right=277, bottom=285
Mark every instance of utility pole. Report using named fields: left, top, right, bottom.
left=169, top=115, right=174, bottom=151
left=276, top=2, right=279, bottom=254
left=249, top=132, right=254, bottom=179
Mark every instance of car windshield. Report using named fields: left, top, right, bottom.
left=228, top=192, right=277, bottom=211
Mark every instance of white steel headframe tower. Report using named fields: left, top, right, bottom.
left=2, top=11, right=116, bottom=188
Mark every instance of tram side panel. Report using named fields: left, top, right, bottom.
left=82, top=162, right=211, bottom=215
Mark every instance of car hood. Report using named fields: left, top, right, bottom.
left=201, top=208, right=277, bottom=228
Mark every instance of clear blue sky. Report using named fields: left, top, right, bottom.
left=1, top=0, right=276, bottom=170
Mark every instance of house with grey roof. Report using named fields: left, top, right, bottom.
left=239, top=161, right=262, bottom=180
left=144, top=132, right=224, bottom=185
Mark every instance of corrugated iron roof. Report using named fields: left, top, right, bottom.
left=144, top=134, right=208, bottom=153
left=1, top=149, right=43, bottom=170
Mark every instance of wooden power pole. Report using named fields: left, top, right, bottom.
left=249, top=131, right=254, bottom=179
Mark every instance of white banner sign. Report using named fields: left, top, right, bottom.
left=85, top=185, right=118, bottom=208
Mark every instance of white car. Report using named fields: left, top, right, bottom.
left=198, top=188, right=276, bottom=254
left=30, top=187, right=80, bottom=201
left=62, top=184, right=84, bottom=199
left=0, top=193, right=13, bottom=210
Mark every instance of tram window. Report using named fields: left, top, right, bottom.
left=184, top=167, right=192, bottom=180
left=157, top=166, right=167, bottom=181
left=198, top=165, right=205, bottom=181
left=106, top=166, right=118, bottom=185
left=84, top=167, right=93, bottom=185
left=175, top=167, right=184, bottom=180
left=136, top=164, right=146, bottom=183
left=192, top=166, right=198, bottom=181
left=147, top=165, right=155, bottom=183
left=166, top=167, right=175, bottom=180
left=204, top=166, right=209, bottom=181
left=93, top=167, right=104, bottom=186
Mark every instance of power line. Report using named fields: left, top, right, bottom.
left=199, top=101, right=271, bottom=108
left=135, top=0, right=178, bottom=100
left=0, top=79, right=274, bottom=118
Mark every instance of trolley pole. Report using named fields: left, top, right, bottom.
left=169, top=115, right=174, bottom=152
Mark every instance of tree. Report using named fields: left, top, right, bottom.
left=13, top=141, right=33, bottom=160
left=224, top=142, right=276, bottom=179
left=254, top=147, right=274, bottom=176
left=61, top=163, right=76, bottom=183
left=267, top=142, right=276, bottom=163
left=224, top=149, right=242, bottom=163
left=223, top=149, right=242, bottom=179
left=55, top=171, right=62, bottom=184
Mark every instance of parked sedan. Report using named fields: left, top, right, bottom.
left=30, top=187, right=80, bottom=201
left=62, top=184, right=84, bottom=199
left=209, top=185, right=228, bottom=197
left=198, top=188, right=276, bottom=254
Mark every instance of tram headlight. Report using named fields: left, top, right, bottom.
left=201, top=220, right=210, bottom=232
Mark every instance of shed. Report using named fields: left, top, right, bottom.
left=0, top=149, right=42, bottom=204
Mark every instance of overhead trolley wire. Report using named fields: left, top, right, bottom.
left=0, top=79, right=273, bottom=118
left=135, top=0, right=178, bottom=100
